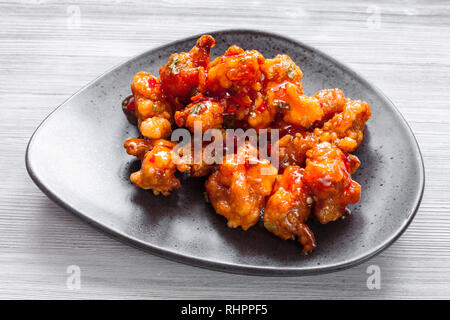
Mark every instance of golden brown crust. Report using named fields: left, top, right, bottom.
left=129, top=139, right=180, bottom=196
left=303, top=142, right=361, bottom=224
left=205, top=143, right=277, bottom=230
left=159, top=35, right=215, bottom=103
left=314, top=100, right=371, bottom=152
left=174, top=98, right=224, bottom=133
left=264, top=166, right=316, bottom=253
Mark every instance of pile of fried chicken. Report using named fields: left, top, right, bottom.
left=122, top=35, right=371, bottom=253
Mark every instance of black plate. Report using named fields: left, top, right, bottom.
left=26, top=30, right=424, bottom=275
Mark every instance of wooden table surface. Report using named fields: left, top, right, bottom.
left=1, top=0, right=449, bottom=299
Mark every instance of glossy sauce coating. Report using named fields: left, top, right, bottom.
left=264, top=166, right=316, bottom=253
left=129, top=139, right=180, bottom=196
left=122, top=35, right=371, bottom=253
left=159, top=35, right=215, bottom=103
left=175, top=98, right=224, bottom=133
left=303, top=142, right=361, bottom=224
left=205, top=143, right=277, bottom=230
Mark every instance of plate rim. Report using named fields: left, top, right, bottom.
left=25, top=28, right=425, bottom=276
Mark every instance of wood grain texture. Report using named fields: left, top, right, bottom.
left=1, top=0, right=450, bottom=299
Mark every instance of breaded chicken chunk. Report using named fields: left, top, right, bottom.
left=246, top=55, right=305, bottom=129
left=264, top=166, right=316, bottom=253
left=128, top=139, right=180, bottom=196
left=314, top=99, right=371, bottom=152
left=131, top=72, right=173, bottom=139
left=207, top=45, right=265, bottom=111
left=313, top=88, right=347, bottom=125
left=173, top=139, right=215, bottom=178
left=274, top=132, right=319, bottom=170
left=160, top=35, right=215, bottom=103
left=174, top=98, right=224, bottom=133
left=124, top=137, right=153, bottom=160
left=261, top=55, right=323, bottom=129
left=303, top=142, right=361, bottom=224
left=205, top=143, right=277, bottom=230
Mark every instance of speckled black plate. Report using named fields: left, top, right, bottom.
left=26, top=30, right=424, bottom=275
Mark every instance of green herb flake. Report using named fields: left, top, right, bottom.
left=190, top=103, right=202, bottom=115
left=286, top=66, right=297, bottom=80
left=275, top=100, right=290, bottom=110
left=168, top=56, right=180, bottom=74
left=264, top=221, right=278, bottom=233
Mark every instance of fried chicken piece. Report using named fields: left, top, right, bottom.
left=139, top=117, right=172, bottom=140
left=129, top=139, right=180, bottom=195
left=314, top=88, right=347, bottom=124
left=314, top=99, right=371, bottom=152
left=205, top=143, right=277, bottom=230
left=174, top=98, right=224, bottom=133
left=261, top=54, right=303, bottom=87
left=174, top=140, right=214, bottom=178
left=282, top=94, right=324, bottom=128
left=273, top=132, right=319, bottom=170
left=303, top=142, right=361, bottom=224
left=207, top=45, right=265, bottom=108
left=265, top=82, right=323, bottom=128
left=124, top=138, right=153, bottom=160
left=178, top=158, right=212, bottom=177
left=264, top=166, right=316, bottom=253
left=159, top=35, right=215, bottom=103
left=246, top=55, right=304, bottom=129
left=260, top=54, right=322, bottom=128
left=131, top=72, right=173, bottom=139
left=125, top=135, right=213, bottom=180
left=347, top=154, right=361, bottom=174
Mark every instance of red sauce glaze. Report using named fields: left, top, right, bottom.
left=122, top=35, right=371, bottom=254
left=121, top=95, right=137, bottom=125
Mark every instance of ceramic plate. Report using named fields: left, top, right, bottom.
left=26, top=30, right=424, bottom=275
